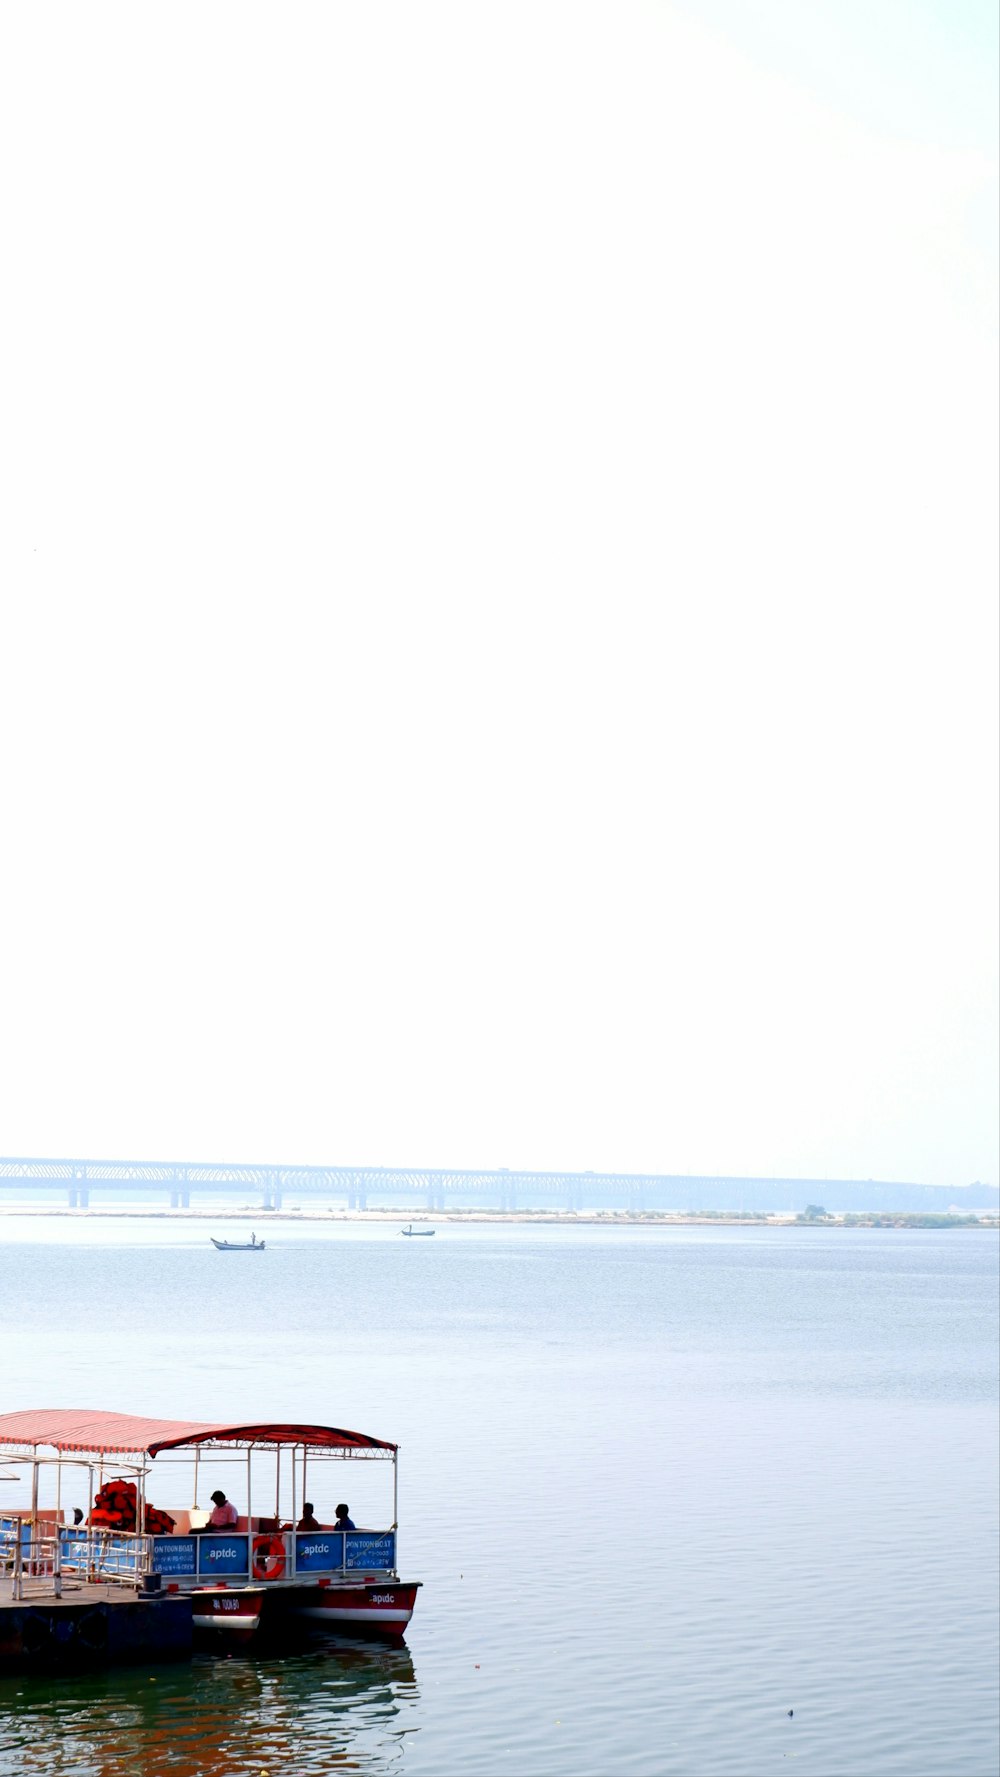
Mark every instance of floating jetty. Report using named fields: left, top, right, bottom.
left=0, top=1409, right=419, bottom=1673
left=0, top=1584, right=192, bottom=1670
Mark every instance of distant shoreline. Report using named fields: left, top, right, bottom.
left=0, top=1205, right=995, bottom=1229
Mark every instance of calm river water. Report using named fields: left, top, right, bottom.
left=1, top=1216, right=997, bottom=1776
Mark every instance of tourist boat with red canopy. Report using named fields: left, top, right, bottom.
left=0, top=1409, right=420, bottom=1648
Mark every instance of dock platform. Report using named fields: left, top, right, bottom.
left=0, top=1583, right=193, bottom=1671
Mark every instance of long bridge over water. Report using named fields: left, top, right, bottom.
left=0, top=1157, right=993, bottom=1214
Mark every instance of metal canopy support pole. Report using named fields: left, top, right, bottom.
left=290, top=1448, right=298, bottom=1577
left=30, top=1455, right=39, bottom=1538
left=87, top=1466, right=95, bottom=1581
left=247, top=1449, right=252, bottom=1534
left=393, top=1451, right=399, bottom=1574
left=139, top=1459, right=150, bottom=1576
left=193, top=1447, right=200, bottom=1509
left=274, top=1447, right=280, bottom=1522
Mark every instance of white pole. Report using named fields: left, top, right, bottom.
left=193, top=1447, right=200, bottom=1509
left=290, top=1446, right=298, bottom=1577
left=87, top=1466, right=95, bottom=1581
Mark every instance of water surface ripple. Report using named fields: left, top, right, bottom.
left=1, top=1219, right=996, bottom=1775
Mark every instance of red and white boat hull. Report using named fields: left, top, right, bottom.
left=291, top=1581, right=420, bottom=1634
left=190, top=1588, right=264, bottom=1642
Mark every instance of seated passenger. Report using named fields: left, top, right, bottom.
left=334, top=1503, right=356, bottom=1532
left=206, top=1489, right=239, bottom=1531
left=296, top=1502, right=322, bottom=1532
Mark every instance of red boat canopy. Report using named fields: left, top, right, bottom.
left=0, top=1410, right=396, bottom=1458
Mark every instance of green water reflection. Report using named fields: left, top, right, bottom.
left=0, top=1637, right=418, bottom=1776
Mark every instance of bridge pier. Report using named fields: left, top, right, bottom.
left=260, top=1171, right=283, bottom=1211
left=68, top=1187, right=89, bottom=1208
left=169, top=1190, right=190, bottom=1208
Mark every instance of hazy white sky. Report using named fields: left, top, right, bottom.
left=1, top=2, right=996, bottom=1185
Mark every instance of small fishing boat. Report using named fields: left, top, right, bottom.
left=0, top=1408, right=420, bottom=1668
left=210, top=1234, right=265, bottom=1251
left=400, top=1224, right=435, bottom=1237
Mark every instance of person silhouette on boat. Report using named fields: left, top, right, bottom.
left=334, top=1503, right=356, bottom=1531
left=207, top=1489, right=239, bottom=1531
left=296, top=1502, right=322, bottom=1532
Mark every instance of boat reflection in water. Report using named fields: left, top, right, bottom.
left=0, top=1638, right=418, bottom=1777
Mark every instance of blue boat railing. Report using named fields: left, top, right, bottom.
left=153, top=1529, right=397, bottom=1581
left=3, top=1518, right=396, bottom=1587
left=48, top=1525, right=397, bottom=1584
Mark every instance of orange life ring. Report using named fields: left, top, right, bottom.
left=252, top=1534, right=285, bottom=1581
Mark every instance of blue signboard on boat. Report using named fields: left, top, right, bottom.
left=153, top=1536, right=197, bottom=1575
left=345, top=1533, right=395, bottom=1569
left=295, top=1532, right=344, bottom=1571
left=198, top=1536, right=249, bottom=1576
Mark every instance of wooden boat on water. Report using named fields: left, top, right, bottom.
left=400, top=1224, right=435, bottom=1237
left=0, top=1409, right=419, bottom=1669
left=211, top=1233, right=266, bottom=1250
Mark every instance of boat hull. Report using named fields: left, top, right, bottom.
left=287, top=1580, right=420, bottom=1635
left=188, top=1579, right=419, bottom=1645
left=190, top=1587, right=265, bottom=1642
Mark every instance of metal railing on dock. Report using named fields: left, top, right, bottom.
left=60, top=1530, right=154, bottom=1587
left=4, top=1536, right=63, bottom=1602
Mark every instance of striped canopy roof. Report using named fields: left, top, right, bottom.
left=0, top=1410, right=396, bottom=1457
